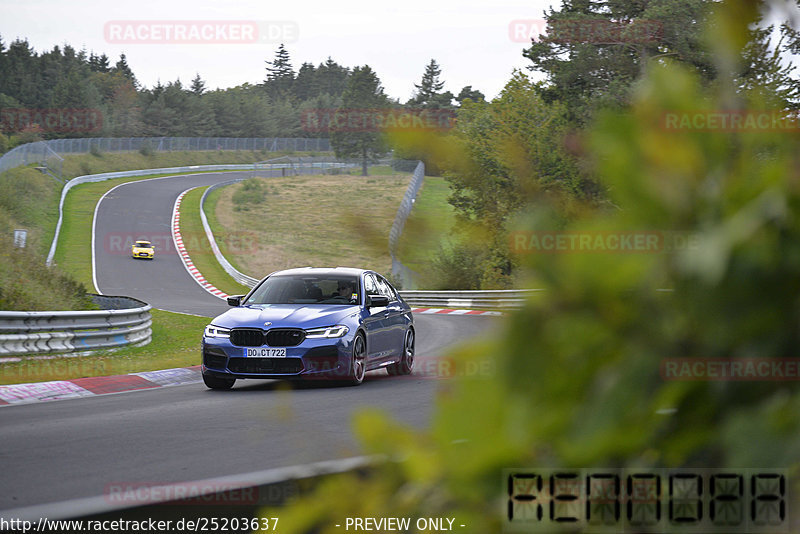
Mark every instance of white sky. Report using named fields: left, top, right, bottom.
left=0, top=0, right=557, bottom=101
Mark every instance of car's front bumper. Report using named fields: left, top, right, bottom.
left=201, top=336, right=352, bottom=380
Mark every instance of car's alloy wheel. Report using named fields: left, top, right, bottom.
left=202, top=373, right=236, bottom=390
left=346, top=333, right=367, bottom=385
left=388, top=328, right=414, bottom=376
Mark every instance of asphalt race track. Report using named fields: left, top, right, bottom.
left=92, top=171, right=255, bottom=316
left=0, top=171, right=499, bottom=513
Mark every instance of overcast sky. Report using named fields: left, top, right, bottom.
left=0, top=0, right=557, bottom=101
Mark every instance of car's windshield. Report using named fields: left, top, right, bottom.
left=244, top=274, right=360, bottom=305
left=134, top=241, right=152, bottom=248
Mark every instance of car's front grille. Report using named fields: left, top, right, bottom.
left=203, top=348, right=228, bottom=370
left=227, top=358, right=304, bottom=374
left=265, top=329, right=305, bottom=347
left=230, top=328, right=264, bottom=347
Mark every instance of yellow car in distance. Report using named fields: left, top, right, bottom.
left=131, top=240, right=155, bottom=260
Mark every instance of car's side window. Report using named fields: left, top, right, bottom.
left=364, top=274, right=380, bottom=296
left=376, top=276, right=397, bottom=301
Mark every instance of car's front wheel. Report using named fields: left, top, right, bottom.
left=343, top=333, right=367, bottom=386
left=388, top=328, right=414, bottom=376
left=202, top=373, right=235, bottom=390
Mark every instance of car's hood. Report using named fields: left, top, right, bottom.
left=211, top=304, right=360, bottom=329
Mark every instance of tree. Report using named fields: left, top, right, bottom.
left=105, top=80, right=142, bottom=136
left=408, top=59, right=454, bottom=109
left=88, top=52, right=110, bottom=72
left=264, top=43, right=294, bottom=99
left=523, top=0, right=799, bottom=124
left=455, top=85, right=485, bottom=105
left=735, top=19, right=799, bottom=107
left=293, top=62, right=316, bottom=101
left=313, top=57, right=350, bottom=98
left=330, top=65, right=390, bottom=176
left=190, top=73, right=206, bottom=96
left=439, top=71, right=589, bottom=286
left=112, top=54, right=138, bottom=88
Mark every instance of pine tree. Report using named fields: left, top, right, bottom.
left=113, top=54, right=138, bottom=88
left=408, top=59, right=453, bottom=108
left=264, top=44, right=294, bottom=98
left=456, top=86, right=485, bottom=105
left=523, top=0, right=712, bottom=123
left=330, top=65, right=390, bottom=175
left=313, top=57, right=350, bottom=98
left=190, top=73, right=206, bottom=95
left=293, top=62, right=316, bottom=101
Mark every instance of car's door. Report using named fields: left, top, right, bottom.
left=361, top=273, right=388, bottom=361
left=375, top=275, right=406, bottom=357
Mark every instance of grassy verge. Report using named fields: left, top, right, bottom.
left=396, top=176, right=457, bottom=277
left=179, top=187, right=251, bottom=296
left=0, top=309, right=209, bottom=385
left=210, top=174, right=412, bottom=278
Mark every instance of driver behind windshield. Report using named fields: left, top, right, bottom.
left=335, top=280, right=357, bottom=303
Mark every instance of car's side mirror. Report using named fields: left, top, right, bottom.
left=366, top=295, right=389, bottom=308
left=227, top=295, right=244, bottom=306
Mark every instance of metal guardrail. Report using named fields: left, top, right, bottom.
left=0, top=137, right=332, bottom=179
left=398, top=289, right=541, bottom=309
left=0, top=295, right=151, bottom=356
left=389, top=161, right=425, bottom=288
left=199, top=180, right=261, bottom=289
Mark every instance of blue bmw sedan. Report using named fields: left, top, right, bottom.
left=201, top=267, right=414, bottom=388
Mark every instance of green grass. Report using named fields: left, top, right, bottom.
left=396, top=176, right=457, bottom=275
left=179, top=186, right=251, bottom=296
left=210, top=174, right=412, bottom=277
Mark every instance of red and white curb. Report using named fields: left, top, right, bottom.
left=410, top=307, right=502, bottom=316
left=0, top=366, right=202, bottom=407
left=172, top=189, right=229, bottom=300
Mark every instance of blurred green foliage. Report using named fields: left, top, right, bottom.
left=263, top=0, right=799, bottom=531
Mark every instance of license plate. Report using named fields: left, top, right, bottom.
left=245, top=347, right=286, bottom=358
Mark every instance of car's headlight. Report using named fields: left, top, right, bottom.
left=204, top=325, right=231, bottom=338
left=305, top=325, right=349, bottom=339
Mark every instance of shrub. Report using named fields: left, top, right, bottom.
left=139, top=141, right=155, bottom=157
